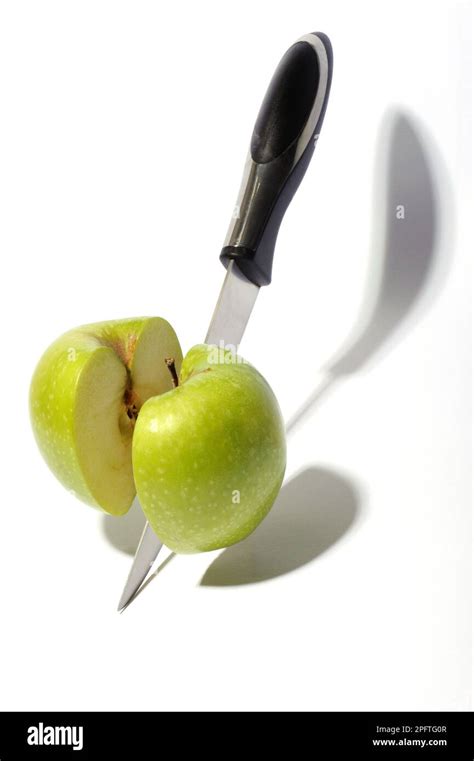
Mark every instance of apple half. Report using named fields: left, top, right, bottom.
left=133, top=344, right=286, bottom=552
left=30, top=317, right=182, bottom=515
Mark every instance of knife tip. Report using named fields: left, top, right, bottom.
left=117, top=587, right=135, bottom=612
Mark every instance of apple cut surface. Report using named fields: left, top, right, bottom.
left=30, top=317, right=182, bottom=515
left=133, top=344, right=286, bottom=552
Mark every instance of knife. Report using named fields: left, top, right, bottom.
left=117, top=31, right=333, bottom=611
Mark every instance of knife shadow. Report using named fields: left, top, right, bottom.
left=200, top=466, right=360, bottom=586
left=287, top=107, right=453, bottom=433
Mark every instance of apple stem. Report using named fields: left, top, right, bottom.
left=165, top=357, right=179, bottom=387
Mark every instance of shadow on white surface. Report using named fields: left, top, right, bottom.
left=101, top=497, right=146, bottom=555
left=200, top=466, right=359, bottom=586
left=288, top=108, right=453, bottom=433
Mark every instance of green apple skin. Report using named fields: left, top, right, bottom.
left=133, top=344, right=286, bottom=553
left=30, top=317, right=182, bottom=515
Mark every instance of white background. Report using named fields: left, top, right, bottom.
left=0, top=0, right=471, bottom=711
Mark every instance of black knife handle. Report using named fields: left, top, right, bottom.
left=220, top=32, right=333, bottom=286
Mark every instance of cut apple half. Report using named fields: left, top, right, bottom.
left=30, top=317, right=182, bottom=515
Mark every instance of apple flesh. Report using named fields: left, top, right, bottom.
left=133, top=344, right=286, bottom=553
left=30, top=317, right=182, bottom=515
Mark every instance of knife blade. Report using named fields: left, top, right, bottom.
left=117, top=31, right=333, bottom=610
left=117, top=262, right=258, bottom=611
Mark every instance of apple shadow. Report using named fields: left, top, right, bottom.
left=101, top=497, right=146, bottom=555
left=200, top=466, right=359, bottom=586
left=287, top=108, right=453, bottom=432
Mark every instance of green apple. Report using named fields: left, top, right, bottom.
left=133, top=344, right=286, bottom=553
left=30, top=317, right=182, bottom=515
